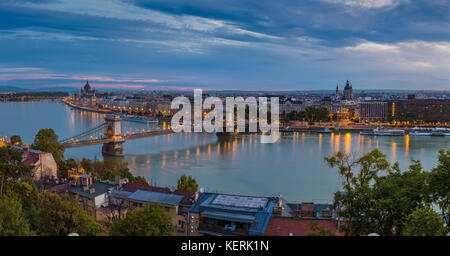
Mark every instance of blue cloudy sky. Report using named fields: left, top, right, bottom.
left=0, top=0, right=449, bottom=91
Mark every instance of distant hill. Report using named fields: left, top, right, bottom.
left=0, top=86, right=28, bottom=92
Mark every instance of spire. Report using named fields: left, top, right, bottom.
left=84, top=80, right=91, bottom=91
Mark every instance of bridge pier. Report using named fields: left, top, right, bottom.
left=102, top=141, right=124, bottom=156
left=102, top=115, right=125, bottom=156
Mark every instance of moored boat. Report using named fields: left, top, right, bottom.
left=373, top=129, right=405, bottom=136
left=360, top=130, right=375, bottom=135
left=317, top=128, right=332, bottom=134
left=409, top=131, right=432, bottom=136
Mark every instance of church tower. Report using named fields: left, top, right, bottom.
left=343, top=80, right=353, bottom=100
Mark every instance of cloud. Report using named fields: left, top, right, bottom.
left=0, top=67, right=47, bottom=73
left=344, top=41, right=399, bottom=53
left=0, top=28, right=252, bottom=54
left=321, top=0, right=405, bottom=9
left=17, top=0, right=282, bottom=40
left=0, top=69, right=168, bottom=83
left=341, top=40, right=450, bottom=71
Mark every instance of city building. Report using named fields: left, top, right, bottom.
left=280, top=98, right=304, bottom=113
left=110, top=183, right=196, bottom=235
left=342, top=80, right=354, bottom=100
left=387, top=98, right=450, bottom=122
left=359, top=101, right=388, bottom=121
left=285, top=202, right=334, bottom=219
left=73, top=81, right=99, bottom=106
left=326, top=103, right=358, bottom=120
left=188, top=193, right=278, bottom=236
left=335, top=85, right=339, bottom=99
left=12, top=145, right=58, bottom=182
left=69, top=175, right=116, bottom=221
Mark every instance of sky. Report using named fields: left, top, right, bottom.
left=0, top=0, right=449, bottom=91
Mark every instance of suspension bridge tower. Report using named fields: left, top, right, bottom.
left=102, top=115, right=125, bottom=156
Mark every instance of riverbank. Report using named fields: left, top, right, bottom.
left=61, top=98, right=113, bottom=114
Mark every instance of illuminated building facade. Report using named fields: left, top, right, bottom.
left=359, top=102, right=388, bottom=121
left=387, top=99, right=450, bottom=122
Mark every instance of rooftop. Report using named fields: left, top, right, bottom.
left=122, top=183, right=195, bottom=206
left=12, top=145, right=49, bottom=166
left=127, top=189, right=184, bottom=207
left=190, top=192, right=277, bottom=236
left=264, top=217, right=343, bottom=236
left=70, top=181, right=115, bottom=199
left=211, top=194, right=268, bottom=209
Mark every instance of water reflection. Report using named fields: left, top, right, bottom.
left=1, top=101, right=449, bottom=202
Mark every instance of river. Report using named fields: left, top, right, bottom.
left=0, top=100, right=448, bottom=202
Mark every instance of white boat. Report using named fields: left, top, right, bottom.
left=374, top=129, right=405, bottom=136
left=360, top=130, right=375, bottom=135
left=317, top=128, right=332, bottom=133
left=409, top=131, right=432, bottom=136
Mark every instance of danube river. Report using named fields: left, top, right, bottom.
left=1, top=100, right=449, bottom=202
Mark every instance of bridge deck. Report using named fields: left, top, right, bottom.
left=62, top=129, right=174, bottom=148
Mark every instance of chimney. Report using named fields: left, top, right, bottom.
left=272, top=197, right=283, bottom=215
left=194, top=192, right=199, bottom=201
left=300, top=202, right=315, bottom=218
left=322, top=206, right=332, bottom=218
left=89, top=188, right=95, bottom=194
left=82, top=186, right=89, bottom=191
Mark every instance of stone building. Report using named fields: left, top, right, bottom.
left=73, top=81, right=99, bottom=106
left=342, top=80, right=354, bottom=100
left=12, top=145, right=58, bottom=182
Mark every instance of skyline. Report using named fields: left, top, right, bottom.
left=0, top=0, right=449, bottom=91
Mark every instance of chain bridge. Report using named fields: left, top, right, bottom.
left=59, top=115, right=174, bottom=156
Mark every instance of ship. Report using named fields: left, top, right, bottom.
left=374, top=129, right=405, bottom=136
left=409, top=131, right=432, bottom=136
left=360, top=130, right=375, bottom=135
left=317, top=128, right=332, bottom=134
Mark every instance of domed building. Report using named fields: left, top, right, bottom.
left=342, top=80, right=354, bottom=100
left=74, top=80, right=98, bottom=106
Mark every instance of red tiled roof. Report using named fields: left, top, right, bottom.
left=12, top=147, right=40, bottom=166
left=22, top=152, right=40, bottom=166
left=122, top=183, right=195, bottom=206
left=264, top=217, right=344, bottom=236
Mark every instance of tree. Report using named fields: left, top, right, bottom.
left=402, top=207, right=446, bottom=236
left=80, top=158, right=136, bottom=182
left=177, top=174, right=198, bottom=192
left=324, top=148, right=391, bottom=236
left=135, top=176, right=149, bottom=186
left=374, top=161, right=430, bottom=235
left=10, top=135, right=22, bottom=146
left=0, top=146, right=33, bottom=197
left=2, top=178, right=39, bottom=223
left=371, top=161, right=431, bottom=235
left=110, top=204, right=174, bottom=236
left=0, top=196, right=33, bottom=236
left=428, top=149, right=450, bottom=227
left=34, top=191, right=104, bottom=236
left=58, top=158, right=78, bottom=179
left=307, top=221, right=335, bottom=236
left=31, top=128, right=65, bottom=164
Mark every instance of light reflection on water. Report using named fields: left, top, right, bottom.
left=1, top=100, right=449, bottom=202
